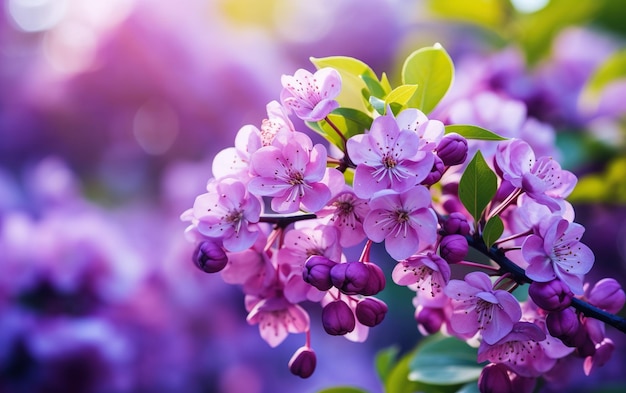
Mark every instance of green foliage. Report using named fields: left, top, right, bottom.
left=444, top=125, right=507, bottom=141
left=401, top=44, right=455, bottom=114
left=306, top=108, right=373, bottom=150
left=384, top=84, right=419, bottom=115
left=482, top=215, right=504, bottom=248
left=459, top=151, right=498, bottom=223
left=409, top=334, right=483, bottom=386
left=569, top=157, right=626, bottom=204
left=580, top=49, right=626, bottom=112
left=375, top=346, right=400, bottom=385
left=317, top=387, right=369, bottom=393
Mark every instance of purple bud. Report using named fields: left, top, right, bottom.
left=588, top=278, right=626, bottom=314
left=437, top=133, right=468, bottom=166
left=439, top=234, right=468, bottom=264
left=478, top=363, right=513, bottom=393
left=360, top=263, right=386, bottom=296
left=529, top=279, right=574, bottom=311
left=330, top=262, right=370, bottom=295
left=422, top=156, right=445, bottom=186
left=355, top=297, right=388, bottom=327
left=546, top=308, right=579, bottom=345
left=322, top=300, right=356, bottom=335
left=573, top=326, right=596, bottom=357
left=443, top=212, right=471, bottom=236
left=288, top=347, right=316, bottom=378
left=415, top=306, right=444, bottom=335
left=303, top=256, right=337, bottom=291
left=193, top=241, right=228, bottom=273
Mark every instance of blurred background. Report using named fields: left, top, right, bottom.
left=1, top=0, right=626, bottom=392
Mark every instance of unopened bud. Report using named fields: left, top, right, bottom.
left=439, top=234, right=468, bottom=264
left=422, top=156, right=445, bottom=186
left=443, top=212, right=471, bottom=236
left=415, top=306, right=445, bottom=335
left=588, top=278, right=626, bottom=314
left=330, top=262, right=370, bottom=295
left=437, top=133, right=468, bottom=166
left=360, top=263, right=386, bottom=296
left=546, top=308, right=579, bottom=345
left=303, top=256, right=337, bottom=291
left=288, top=347, right=316, bottom=378
left=478, top=363, right=513, bottom=393
left=529, top=279, right=573, bottom=312
left=322, top=300, right=356, bottom=335
left=355, top=297, right=388, bottom=327
left=193, top=240, right=228, bottom=273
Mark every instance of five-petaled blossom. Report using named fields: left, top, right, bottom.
left=182, top=178, right=261, bottom=252
left=495, top=139, right=577, bottom=211
left=392, top=252, right=451, bottom=298
left=363, top=186, right=437, bottom=260
left=317, top=189, right=370, bottom=247
left=246, top=292, right=310, bottom=348
left=445, top=271, right=522, bottom=344
left=522, top=215, right=594, bottom=294
left=248, top=131, right=337, bottom=213
left=347, top=111, right=434, bottom=199
left=280, top=67, right=341, bottom=122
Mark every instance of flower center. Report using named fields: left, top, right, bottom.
left=383, top=154, right=397, bottom=169
left=288, top=171, right=305, bottom=186
left=395, top=210, right=410, bottom=222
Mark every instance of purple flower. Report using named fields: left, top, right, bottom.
left=363, top=186, right=437, bottom=260
left=439, top=234, right=468, bottom=264
left=586, top=278, right=625, bottom=314
left=248, top=132, right=334, bottom=213
left=436, top=133, right=468, bottom=166
left=347, top=112, right=434, bottom=199
left=528, top=279, right=573, bottom=311
left=495, top=139, right=577, bottom=211
left=260, top=100, right=295, bottom=146
left=521, top=216, right=594, bottom=294
left=192, top=240, right=228, bottom=273
left=183, top=178, right=261, bottom=252
left=303, top=256, right=337, bottom=291
left=355, top=297, right=388, bottom=327
left=280, top=67, right=341, bottom=122
left=316, top=189, right=369, bottom=247
left=392, top=252, right=451, bottom=298
left=289, top=346, right=317, bottom=379
left=478, top=364, right=514, bottom=393
left=246, top=293, right=310, bottom=348
left=445, top=271, right=522, bottom=344
left=322, top=300, right=355, bottom=336
left=211, top=124, right=262, bottom=182
left=477, top=322, right=548, bottom=378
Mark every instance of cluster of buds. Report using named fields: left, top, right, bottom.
left=181, top=48, right=626, bottom=389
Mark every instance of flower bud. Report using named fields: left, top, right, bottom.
left=355, top=297, right=388, bottom=327
left=529, top=279, right=573, bottom=311
left=478, top=363, right=513, bottom=393
left=193, top=240, right=228, bottom=273
left=415, top=306, right=445, bottom=335
left=573, top=326, right=596, bottom=357
left=439, top=234, right=468, bottom=264
left=443, top=212, right=471, bottom=236
left=330, top=262, right=370, bottom=295
left=588, top=278, right=626, bottom=314
left=303, top=256, right=337, bottom=291
left=422, top=156, right=445, bottom=186
left=359, top=263, right=386, bottom=296
left=546, top=308, right=579, bottom=345
left=322, top=300, right=356, bottom=335
left=437, top=133, right=468, bottom=166
left=288, top=347, right=316, bottom=378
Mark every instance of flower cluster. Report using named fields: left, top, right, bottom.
left=182, top=49, right=626, bottom=390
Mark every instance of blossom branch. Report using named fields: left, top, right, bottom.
left=466, top=235, right=626, bottom=334
left=259, top=213, right=318, bottom=228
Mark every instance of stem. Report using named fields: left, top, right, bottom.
left=259, top=213, right=317, bottom=228
left=456, top=260, right=500, bottom=272
left=467, top=236, right=626, bottom=334
left=359, top=240, right=374, bottom=262
left=487, top=188, right=522, bottom=220
left=324, top=116, right=348, bottom=147
left=324, top=116, right=356, bottom=171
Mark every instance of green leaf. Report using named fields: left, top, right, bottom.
left=445, top=125, right=507, bottom=141
left=409, top=334, right=483, bottom=386
left=384, top=84, right=419, bottom=115
left=384, top=349, right=426, bottom=393
left=458, top=151, right=497, bottom=223
left=455, top=382, right=480, bottom=393
left=306, top=108, right=373, bottom=149
left=311, top=56, right=380, bottom=112
left=375, top=346, right=400, bottom=386
left=401, top=44, right=454, bottom=114
left=369, top=96, right=386, bottom=115
left=482, top=215, right=504, bottom=248
left=317, top=387, right=369, bottom=393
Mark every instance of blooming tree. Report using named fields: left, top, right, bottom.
left=181, top=45, right=626, bottom=392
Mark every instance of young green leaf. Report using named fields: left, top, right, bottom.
left=482, top=215, right=504, bottom=248
left=384, top=84, right=419, bottom=115
left=444, top=125, right=507, bottom=141
left=401, top=44, right=454, bottom=114
left=458, top=151, right=497, bottom=223
left=306, top=108, right=373, bottom=149
left=409, top=334, right=483, bottom=386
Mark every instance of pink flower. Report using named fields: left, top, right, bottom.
left=521, top=216, right=594, bottom=294
left=245, top=293, right=310, bottom=348
left=221, top=229, right=274, bottom=297
left=260, top=100, right=295, bottom=146
left=477, top=322, right=548, bottom=378
left=277, top=224, right=343, bottom=277
left=445, top=271, right=522, bottom=344
left=280, top=68, right=341, bottom=122
left=495, top=139, right=577, bottom=211
left=183, top=178, right=261, bottom=252
left=211, top=124, right=262, bottom=182
left=316, top=189, right=369, bottom=247
left=363, top=186, right=437, bottom=260
left=392, top=252, right=451, bottom=298
left=347, top=112, right=434, bottom=199
left=248, top=132, right=335, bottom=213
